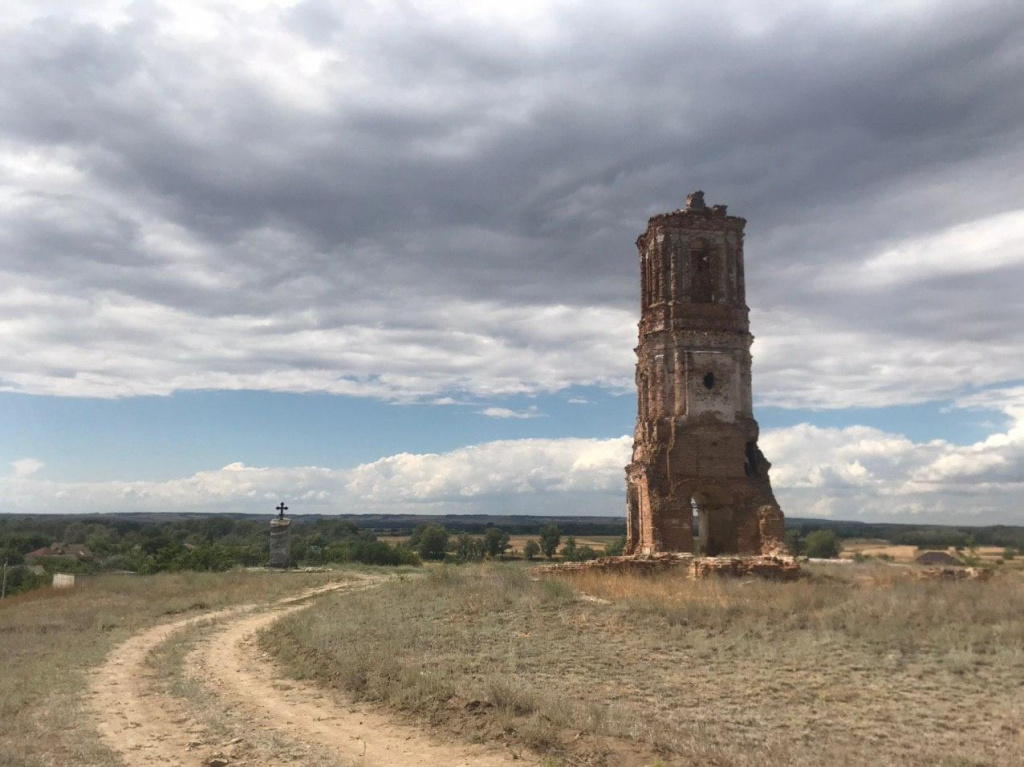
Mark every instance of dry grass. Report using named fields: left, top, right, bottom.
left=0, top=569, right=352, bottom=767
left=264, top=562, right=1024, bottom=766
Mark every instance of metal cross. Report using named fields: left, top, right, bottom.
left=276, top=502, right=288, bottom=519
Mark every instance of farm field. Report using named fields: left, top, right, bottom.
left=839, top=538, right=1019, bottom=566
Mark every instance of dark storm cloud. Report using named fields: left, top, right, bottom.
left=1, top=0, right=1023, bottom=405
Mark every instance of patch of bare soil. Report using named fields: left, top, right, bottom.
left=89, top=601, right=247, bottom=766
left=89, top=575, right=525, bottom=767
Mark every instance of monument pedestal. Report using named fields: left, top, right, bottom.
left=269, top=517, right=291, bottom=568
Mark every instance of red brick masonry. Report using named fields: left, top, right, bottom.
left=536, top=553, right=802, bottom=581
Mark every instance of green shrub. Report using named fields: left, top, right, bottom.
left=785, top=529, right=804, bottom=557
left=803, top=530, right=842, bottom=559
left=409, top=524, right=449, bottom=561
left=561, top=535, right=578, bottom=560
left=524, top=540, right=541, bottom=560
left=453, top=533, right=485, bottom=563
left=483, top=527, right=510, bottom=559
left=0, top=565, right=47, bottom=597
left=604, top=535, right=626, bottom=557
left=322, top=539, right=419, bottom=567
left=539, top=525, right=561, bottom=559
left=564, top=541, right=600, bottom=562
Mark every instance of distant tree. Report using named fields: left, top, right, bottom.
left=140, top=533, right=173, bottom=556
left=785, top=529, right=804, bottom=557
left=200, top=516, right=235, bottom=540
left=803, top=530, right=841, bottom=559
left=539, top=525, right=561, bottom=559
left=410, top=524, right=449, bottom=561
left=561, top=535, right=578, bottom=560
left=1004, top=547, right=1018, bottom=560
left=408, top=524, right=425, bottom=547
left=454, top=533, right=485, bottom=563
left=483, top=527, right=510, bottom=559
left=63, top=522, right=88, bottom=544
left=523, top=540, right=541, bottom=560
left=604, top=535, right=626, bottom=557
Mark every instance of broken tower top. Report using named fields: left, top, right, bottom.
left=683, top=189, right=728, bottom=216
left=645, top=191, right=736, bottom=230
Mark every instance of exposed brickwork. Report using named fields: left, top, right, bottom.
left=625, top=192, right=786, bottom=557
left=535, top=554, right=802, bottom=581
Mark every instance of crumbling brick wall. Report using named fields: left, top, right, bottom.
left=625, top=192, right=786, bottom=557
left=535, top=553, right=801, bottom=581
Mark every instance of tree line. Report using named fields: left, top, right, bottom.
left=0, top=516, right=418, bottom=596
left=406, top=522, right=626, bottom=563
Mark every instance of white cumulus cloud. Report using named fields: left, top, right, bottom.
left=478, top=406, right=543, bottom=419
left=11, top=458, right=44, bottom=477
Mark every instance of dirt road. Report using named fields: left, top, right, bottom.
left=89, top=575, right=527, bottom=767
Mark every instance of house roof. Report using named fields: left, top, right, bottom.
left=25, top=543, right=93, bottom=559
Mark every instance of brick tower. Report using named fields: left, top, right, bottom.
left=625, top=192, right=785, bottom=556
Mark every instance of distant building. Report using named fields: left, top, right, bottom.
left=915, top=551, right=960, bottom=566
left=24, top=543, right=94, bottom=564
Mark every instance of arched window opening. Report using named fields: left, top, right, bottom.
left=690, top=239, right=713, bottom=303
left=692, top=496, right=708, bottom=556
left=744, top=441, right=760, bottom=477
left=703, top=372, right=715, bottom=390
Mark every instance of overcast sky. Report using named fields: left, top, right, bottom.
left=2, top=0, right=1023, bottom=523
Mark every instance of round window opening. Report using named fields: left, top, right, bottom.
left=703, top=372, right=716, bottom=389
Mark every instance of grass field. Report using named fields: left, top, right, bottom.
left=0, top=569, right=352, bottom=767
left=264, top=562, right=1024, bottom=767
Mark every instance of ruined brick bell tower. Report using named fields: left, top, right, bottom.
left=625, top=192, right=786, bottom=557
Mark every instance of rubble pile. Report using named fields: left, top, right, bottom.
left=535, top=553, right=801, bottom=581
left=916, top=566, right=993, bottom=582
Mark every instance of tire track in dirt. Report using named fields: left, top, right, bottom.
left=89, top=603, right=244, bottom=766
left=193, top=580, right=529, bottom=767
left=89, top=575, right=528, bottom=767
left=88, top=580, right=355, bottom=767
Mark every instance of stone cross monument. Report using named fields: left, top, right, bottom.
left=625, top=192, right=786, bottom=556
left=269, top=502, right=291, bottom=568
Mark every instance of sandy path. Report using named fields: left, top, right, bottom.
left=88, top=576, right=526, bottom=767
left=193, top=583, right=527, bottom=767
left=89, top=601, right=245, bottom=766
left=88, top=581, right=354, bottom=766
